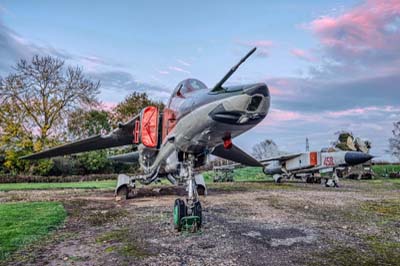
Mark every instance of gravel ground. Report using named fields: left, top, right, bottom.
left=1, top=179, right=399, bottom=266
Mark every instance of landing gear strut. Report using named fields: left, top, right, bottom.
left=173, top=156, right=203, bottom=232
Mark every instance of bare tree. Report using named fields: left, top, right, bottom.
left=389, top=121, right=400, bottom=161
left=0, top=55, right=100, bottom=149
left=252, top=139, right=281, bottom=160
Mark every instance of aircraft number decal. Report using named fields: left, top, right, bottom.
left=323, top=156, right=335, bottom=166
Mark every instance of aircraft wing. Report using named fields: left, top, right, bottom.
left=259, top=153, right=302, bottom=164
left=212, top=144, right=263, bottom=167
left=292, top=165, right=333, bottom=174
left=21, top=114, right=140, bottom=160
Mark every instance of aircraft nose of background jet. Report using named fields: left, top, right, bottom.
left=345, top=151, right=373, bottom=165
left=243, top=83, right=269, bottom=97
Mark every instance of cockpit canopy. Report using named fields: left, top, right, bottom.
left=172, top=79, right=208, bottom=97
left=168, top=79, right=208, bottom=107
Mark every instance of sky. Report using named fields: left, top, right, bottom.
left=0, top=0, right=399, bottom=161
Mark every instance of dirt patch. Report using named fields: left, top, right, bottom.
left=1, top=180, right=400, bottom=266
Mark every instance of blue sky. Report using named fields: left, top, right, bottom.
left=1, top=0, right=399, bottom=160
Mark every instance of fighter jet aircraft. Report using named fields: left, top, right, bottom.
left=261, top=150, right=373, bottom=186
left=22, top=47, right=269, bottom=231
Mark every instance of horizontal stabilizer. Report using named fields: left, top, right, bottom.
left=108, top=151, right=139, bottom=163
left=212, top=144, right=263, bottom=167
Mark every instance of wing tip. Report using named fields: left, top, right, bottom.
left=19, top=154, right=42, bottom=160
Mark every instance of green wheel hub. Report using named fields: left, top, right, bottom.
left=173, top=204, right=179, bottom=226
left=173, top=198, right=186, bottom=231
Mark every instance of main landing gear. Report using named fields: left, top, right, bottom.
left=173, top=157, right=203, bottom=232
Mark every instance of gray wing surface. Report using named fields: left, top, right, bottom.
left=212, top=144, right=263, bottom=167
left=259, top=153, right=302, bottom=164
left=21, top=114, right=139, bottom=160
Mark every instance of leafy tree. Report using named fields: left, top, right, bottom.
left=0, top=101, right=34, bottom=173
left=389, top=121, right=400, bottom=161
left=77, top=150, right=111, bottom=174
left=0, top=55, right=100, bottom=147
left=112, top=92, right=164, bottom=124
left=0, top=55, right=100, bottom=173
left=67, top=109, right=113, bottom=174
left=68, top=109, right=111, bottom=138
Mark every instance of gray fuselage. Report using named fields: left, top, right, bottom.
left=140, top=79, right=270, bottom=175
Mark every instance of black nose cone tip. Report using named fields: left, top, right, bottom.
left=244, top=83, right=269, bottom=97
left=345, top=152, right=373, bottom=165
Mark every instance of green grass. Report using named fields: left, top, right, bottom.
left=372, top=164, right=400, bottom=176
left=0, top=201, right=67, bottom=260
left=0, top=180, right=116, bottom=191
left=203, top=167, right=271, bottom=183
left=233, top=167, right=270, bottom=181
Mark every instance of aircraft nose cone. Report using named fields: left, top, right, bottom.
left=244, top=83, right=269, bottom=97
left=344, top=151, right=373, bottom=165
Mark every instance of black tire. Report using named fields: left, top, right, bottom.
left=116, top=185, right=128, bottom=200
left=173, top=198, right=186, bottom=231
left=192, top=201, right=202, bottom=228
left=197, top=185, right=205, bottom=196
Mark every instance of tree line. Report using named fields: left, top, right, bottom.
left=0, top=55, right=163, bottom=176
left=1, top=55, right=399, bottom=176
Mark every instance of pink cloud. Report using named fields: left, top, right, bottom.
left=268, top=86, right=283, bottom=95
left=236, top=40, right=274, bottom=57
left=168, top=66, right=191, bottom=74
left=262, top=105, right=400, bottom=127
left=248, top=40, right=273, bottom=48
left=290, top=48, right=316, bottom=62
left=270, top=109, right=304, bottom=121
left=267, top=85, right=297, bottom=97
left=327, top=106, right=400, bottom=118
left=262, top=108, right=319, bottom=126
left=309, top=0, right=400, bottom=57
left=263, top=78, right=303, bottom=99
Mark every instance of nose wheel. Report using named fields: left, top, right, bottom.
left=173, top=156, right=203, bottom=232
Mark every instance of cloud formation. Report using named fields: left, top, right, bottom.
left=88, top=71, right=170, bottom=103
left=0, top=18, right=169, bottom=104
left=308, top=0, right=400, bottom=78
left=249, top=0, right=400, bottom=160
left=168, top=66, right=191, bottom=74
left=236, top=39, right=273, bottom=57
left=290, top=48, right=316, bottom=62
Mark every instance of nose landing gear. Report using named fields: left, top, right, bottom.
left=173, top=156, right=203, bottom=232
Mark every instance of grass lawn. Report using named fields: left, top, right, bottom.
left=0, top=201, right=67, bottom=260
left=0, top=180, right=116, bottom=191
left=203, top=166, right=271, bottom=183
left=233, top=167, right=271, bottom=181
left=372, top=164, right=400, bottom=176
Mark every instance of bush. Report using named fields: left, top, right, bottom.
left=0, top=173, right=118, bottom=183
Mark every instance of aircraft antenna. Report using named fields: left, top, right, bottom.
left=211, top=47, right=257, bottom=92
left=306, top=137, right=309, bottom=152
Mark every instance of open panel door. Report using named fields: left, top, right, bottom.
left=309, top=152, right=318, bottom=166
left=141, top=106, right=159, bottom=148
left=162, top=108, right=176, bottom=141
